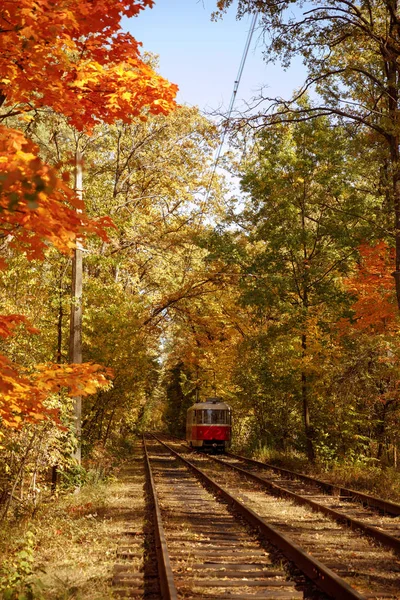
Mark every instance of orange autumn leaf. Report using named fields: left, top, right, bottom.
left=0, top=356, right=113, bottom=429
left=0, top=0, right=177, bottom=427
left=0, top=127, right=113, bottom=262
left=0, top=315, right=39, bottom=339
left=0, top=0, right=177, bottom=260
left=338, top=241, right=397, bottom=334
left=0, top=0, right=177, bottom=261
left=0, top=0, right=178, bottom=132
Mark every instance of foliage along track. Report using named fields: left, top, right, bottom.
left=145, top=435, right=304, bottom=599
left=155, top=435, right=400, bottom=599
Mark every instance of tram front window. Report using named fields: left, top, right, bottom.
left=197, top=409, right=230, bottom=424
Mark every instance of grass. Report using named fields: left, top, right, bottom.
left=320, top=462, right=400, bottom=501
left=241, top=444, right=400, bottom=503
left=0, top=436, right=147, bottom=600
left=0, top=479, right=121, bottom=599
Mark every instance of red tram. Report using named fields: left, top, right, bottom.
left=186, top=398, right=231, bottom=453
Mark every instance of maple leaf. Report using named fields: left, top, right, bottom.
left=0, top=127, right=114, bottom=264
left=0, top=356, right=113, bottom=429
left=0, top=0, right=177, bottom=131
left=339, top=242, right=398, bottom=334
left=0, top=0, right=177, bottom=428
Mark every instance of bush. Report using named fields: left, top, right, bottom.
left=0, top=530, right=37, bottom=600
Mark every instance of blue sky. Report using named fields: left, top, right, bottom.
left=124, top=0, right=305, bottom=115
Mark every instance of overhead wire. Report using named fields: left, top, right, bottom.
left=181, top=10, right=259, bottom=279
left=205, top=10, right=259, bottom=202
left=173, top=11, right=259, bottom=392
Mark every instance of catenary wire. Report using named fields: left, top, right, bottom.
left=180, top=11, right=259, bottom=283
left=205, top=10, right=259, bottom=202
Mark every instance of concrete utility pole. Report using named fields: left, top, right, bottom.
left=69, top=148, right=83, bottom=464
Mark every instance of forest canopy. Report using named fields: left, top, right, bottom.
left=1, top=0, right=400, bottom=532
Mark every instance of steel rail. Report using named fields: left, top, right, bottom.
left=142, top=436, right=178, bottom=600
left=151, top=434, right=366, bottom=600
left=227, top=451, right=400, bottom=516
left=165, top=436, right=400, bottom=516
left=209, top=454, right=400, bottom=556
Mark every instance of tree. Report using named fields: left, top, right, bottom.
left=78, top=106, right=232, bottom=439
left=209, top=115, right=378, bottom=459
left=18, top=104, right=232, bottom=444
left=332, top=241, right=400, bottom=461
left=1, top=0, right=177, bottom=256
left=1, top=0, right=177, bottom=129
left=215, top=0, right=400, bottom=309
left=163, top=362, right=196, bottom=436
left=0, top=0, right=177, bottom=428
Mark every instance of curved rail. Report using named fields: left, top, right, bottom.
left=227, top=451, right=400, bottom=516
left=152, top=434, right=366, bottom=600
left=143, top=436, right=178, bottom=600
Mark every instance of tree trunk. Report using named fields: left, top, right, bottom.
left=69, top=149, right=83, bottom=464
left=392, top=173, right=400, bottom=310
left=103, top=407, right=117, bottom=447
left=52, top=272, right=64, bottom=491
left=385, top=52, right=400, bottom=309
left=300, top=188, right=315, bottom=462
left=302, top=333, right=315, bottom=462
left=56, top=271, right=64, bottom=364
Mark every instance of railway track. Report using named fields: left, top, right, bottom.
left=215, top=452, right=400, bottom=554
left=112, top=442, right=161, bottom=599
left=224, top=452, right=400, bottom=517
left=149, top=434, right=400, bottom=599
left=144, top=435, right=305, bottom=599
